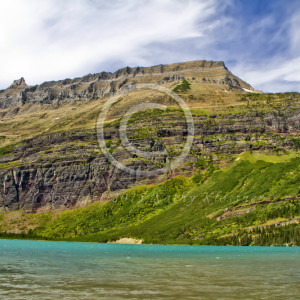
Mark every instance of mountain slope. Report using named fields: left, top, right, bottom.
left=0, top=152, right=299, bottom=246
left=0, top=60, right=299, bottom=213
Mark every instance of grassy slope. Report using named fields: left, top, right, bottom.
left=1, top=152, right=299, bottom=245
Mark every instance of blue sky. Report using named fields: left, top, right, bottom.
left=0, top=0, right=299, bottom=92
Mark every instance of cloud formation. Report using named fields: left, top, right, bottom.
left=0, top=0, right=299, bottom=92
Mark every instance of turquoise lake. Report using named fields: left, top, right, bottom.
left=0, top=239, right=299, bottom=299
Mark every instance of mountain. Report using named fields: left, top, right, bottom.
left=0, top=60, right=255, bottom=109
left=0, top=60, right=299, bottom=245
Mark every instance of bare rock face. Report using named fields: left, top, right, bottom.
left=0, top=158, right=139, bottom=212
left=0, top=60, right=254, bottom=109
left=0, top=77, right=35, bottom=108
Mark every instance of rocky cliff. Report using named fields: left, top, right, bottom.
left=0, top=60, right=253, bottom=109
left=0, top=60, right=299, bottom=212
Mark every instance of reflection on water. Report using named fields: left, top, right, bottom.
left=0, top=239, right=299, bottom=299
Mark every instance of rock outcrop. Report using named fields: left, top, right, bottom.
left=9, top=77, right=27, bottom=89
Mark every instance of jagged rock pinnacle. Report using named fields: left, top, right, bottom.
left=10, top=77, right=27, bottom=88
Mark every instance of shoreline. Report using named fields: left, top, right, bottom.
left=0, top=237, right=298, bottom=247
left=108, top=237, right=143, bottom=244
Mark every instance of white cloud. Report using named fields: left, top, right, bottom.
left=0, top=0, right=299, bottom=93
left=230, top=3, right=300, bottom=93
left=232, top=57, right=300, bottom=92
left=0, top=0, right=219, bottom=89
left=285, top=2, right=300, bottom=57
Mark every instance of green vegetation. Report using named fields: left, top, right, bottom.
left=219, top=224, right=299, bottom=246
left=172, top=79, right=191, bottom=93
left=1, top=153, right=299, bottom=245
left=292, top=138, right=300, bottom=151
left=0, top=140, right=28, bottom=157
left=0, top=146, right=10, bottom=156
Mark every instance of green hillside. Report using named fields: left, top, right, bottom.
left=1, top=152, right=299, bottom=246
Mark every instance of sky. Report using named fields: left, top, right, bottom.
left=0, top=0, right=299, bottom=92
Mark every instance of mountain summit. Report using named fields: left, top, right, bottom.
left=0, top=60, right=256, bottom=109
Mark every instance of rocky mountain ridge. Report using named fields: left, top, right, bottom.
left=0, top=60, right=254, bottom=109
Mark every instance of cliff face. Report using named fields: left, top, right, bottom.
left=0, top=60, right=299, bottom=212
left=0, top=60, right=253, bottom=109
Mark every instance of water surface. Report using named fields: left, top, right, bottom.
left=0, top=239, right=299, bottom=299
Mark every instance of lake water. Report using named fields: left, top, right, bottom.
left=0, top=239, right=299, bottom=299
